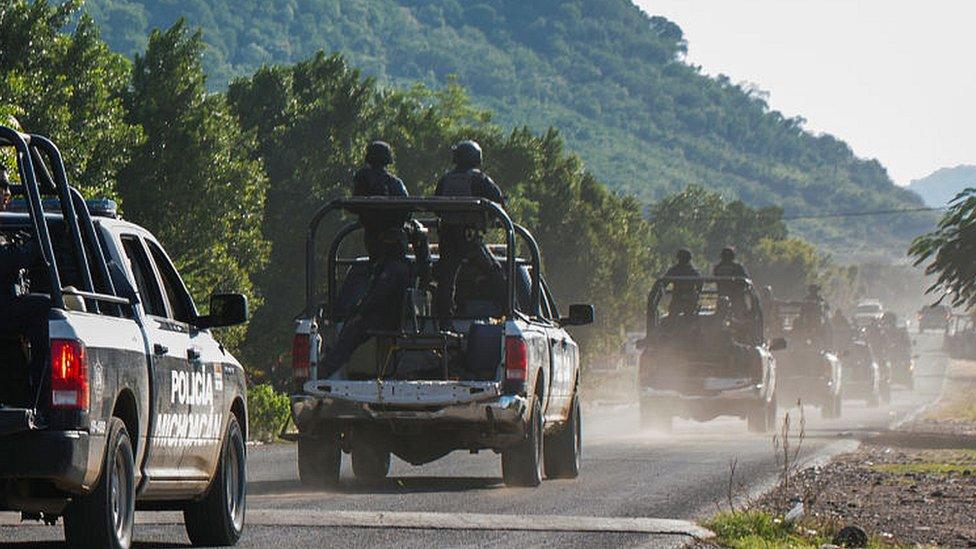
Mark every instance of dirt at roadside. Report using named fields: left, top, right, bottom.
left=754, top=359, right=976, bottom=547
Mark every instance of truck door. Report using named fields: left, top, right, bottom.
left=144, top=239, right=224, bottom=479
left=119, top=234, right=196, bottom=481
left=541, top=280, right=572, bottom=419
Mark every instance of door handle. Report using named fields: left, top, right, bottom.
left=153, top=343, right=168, bottom=356
left=187, top=348, right=201, bottom=361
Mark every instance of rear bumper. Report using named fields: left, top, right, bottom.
left=0, top=430, right=90, bottom=491
left=641, top=382, right=768, bottom=419
left=291, top=393, right=529, bottom=434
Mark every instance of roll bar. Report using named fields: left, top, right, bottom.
left=306, top=197, right=541, bottom=318
left=0, top=126, right=124, bottom=312
left=646, top=275, right=761, bottom=333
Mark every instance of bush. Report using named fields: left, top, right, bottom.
left=247, top=383, right=290, bottom=442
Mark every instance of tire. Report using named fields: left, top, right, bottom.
left=880, top=378, right=892, bottom=405
left=351, top=443, right=391, bottom=481
left=63, top=417, right=135, bottom=549
left=640, top=400, right=673, bottom=432
left=184, top=416, right=247, bottom=547
left=298, top=430, right=341, bottom=489
left=748, top=395, right=776, bottom=433
left=544, top=394, right=581, bottom=479
left=820, top=396, right=835, bottom=420
left=502, top=397, right=543, bottom=487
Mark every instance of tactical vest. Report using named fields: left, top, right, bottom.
left=438, top=170, right=488, bottom=227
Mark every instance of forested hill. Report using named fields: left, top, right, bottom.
left=84, top=0, right=930, bottom=256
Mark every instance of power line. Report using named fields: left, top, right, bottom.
left=782, top=206, right=947, bottom=221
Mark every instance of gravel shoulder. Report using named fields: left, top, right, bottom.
left=743, top=358, right=976, bottom=547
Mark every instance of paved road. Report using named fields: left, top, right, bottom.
left=0, top=333, right=947, bottom=548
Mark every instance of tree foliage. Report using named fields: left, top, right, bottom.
left=909, top=189, right=976, bottom=308
left=0, top=0, right=140, bottom=197
left=118, top=20, right=269, bottom=350
left=84, top=0, right=935, bottom=255
left=1, top=2, right=835, bottom=382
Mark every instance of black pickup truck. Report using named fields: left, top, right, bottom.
left=0, top=127, right=250, bottom=548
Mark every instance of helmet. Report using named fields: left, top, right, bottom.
left=720, top=246, right=735, bottom=262
left=452, top=140, right=482, bottom=169
left=365, top=141, right=394, bottom=167
left=676, top=248, right=692, bottom=264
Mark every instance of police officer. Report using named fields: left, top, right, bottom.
left=320, top=142, right=428, bottom=377
left=664, top=249, right=702, bottom=318
left=433, top=140, right=507, bottom=324
left=0, top=166, right=47, bottom=389
left=713, top=246, right=749, bottom=315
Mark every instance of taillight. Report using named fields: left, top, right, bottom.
left=505, top=337, right=528, bottom=382
left=292, top=334, right=310, bottom=381
left=51, top=339, right=88, bottom=410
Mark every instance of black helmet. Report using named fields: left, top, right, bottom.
left=676, top=248, right=692, bottom=264
left=720, top=246, right=735, bottom=262
left=452, top=140, right=482, bottom=169
left=365, top=141, right=394, bottom=167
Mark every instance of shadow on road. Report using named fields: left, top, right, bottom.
left=248, top=476, right=503, bottom=496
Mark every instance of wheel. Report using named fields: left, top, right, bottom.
left=298, top=430, right=341, bottom=488
left=748, top=396, right=776, bottom=433
left=184, top=416, right=246, bottom=546
left=351, top=443, right=391, bottom=481
left=880, top=378, right=892, bottom=405
left=544, top=394, right=581, bottom=479
left=502, top=397, right=543, bottom=487
left=63, top=417, right=135, bottom=549
left=820, top=396, right=835, bottom=420
left=640, top=400, right=673, bottom=432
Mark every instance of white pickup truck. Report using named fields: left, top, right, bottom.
left=0, top=127, right=249, bottom=548
left=290, top=198, right=593, bottom=487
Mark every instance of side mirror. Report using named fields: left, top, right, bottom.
left=199, top=293, right=249, bottom=329
left=562, top=304, right=595, bottom=326
left=769, top=337, right=788, bottom=352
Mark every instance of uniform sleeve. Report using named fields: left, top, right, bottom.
left=0, top=240, right=38, bottom=279
left=737, top=263, right=751, bottom=278
left=481, top=175, right=505, bottom=206
left=391, top=176, right=409, bottom=198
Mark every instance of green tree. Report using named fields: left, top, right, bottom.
left=0, top=0, right=139, bottom=197
left=119, top=20, right=269, bottom=350
left=909, top=189, right=976, bottom=308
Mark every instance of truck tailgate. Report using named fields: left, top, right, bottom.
left=303, top=380, right=501, bottom=407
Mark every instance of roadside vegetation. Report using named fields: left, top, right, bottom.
left=2, top=1, right=921, bottom=391
left=704, top=511, right=894, bottom=549
left=82, top=0, right=934, bottom=255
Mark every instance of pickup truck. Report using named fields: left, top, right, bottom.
left=290, top=198, right=593, bottom=488
left=771, top=299, right=843, bottom=419
left=0, top=127, right=249, bottom=548
left=638, top=276, right=785, bottom=432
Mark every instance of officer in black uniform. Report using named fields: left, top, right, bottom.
left=433, top=140, right=507, bottom=324
left=0, top=166, right=47, bottom=389
left=320, top=142, right=429, bottom=377
left=664, top=248, right=702, bottom=318
left=713, top=246, right=749, bottom=315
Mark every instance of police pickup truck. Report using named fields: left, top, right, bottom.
left=291, top=198, right=593, bottom=487
left=638, top=276, right=785, bottom=432
left=0, top=128, right=249, bottom=548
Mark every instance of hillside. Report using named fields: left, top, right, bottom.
left=83, top=0, right=932, bottom=256
left=908, top=165, right=976, bottom=207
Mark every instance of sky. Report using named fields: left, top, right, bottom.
left=634, top=0, right=976, bottom=186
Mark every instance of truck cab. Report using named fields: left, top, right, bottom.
left=0, top=127, right=249, bottom=548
